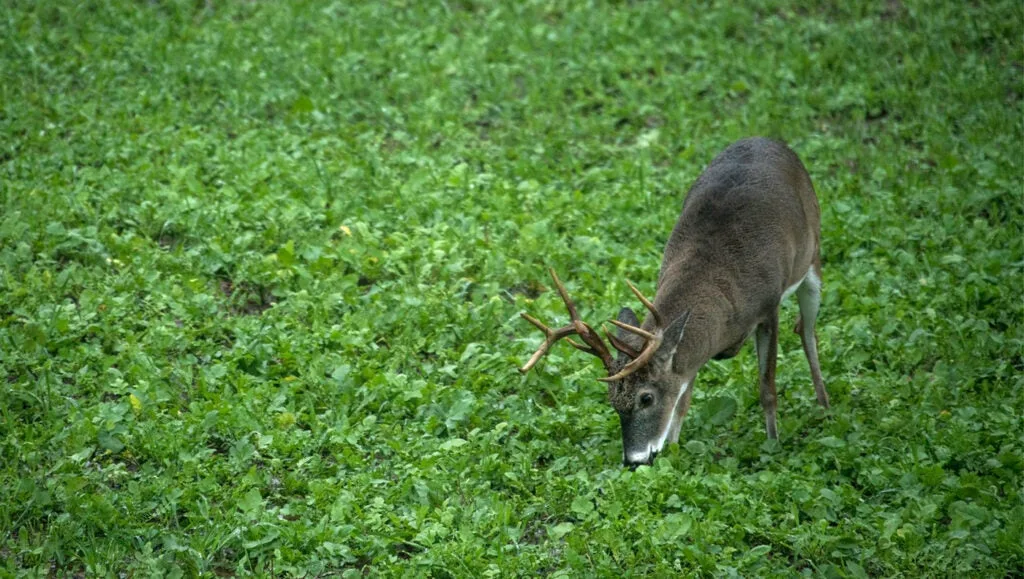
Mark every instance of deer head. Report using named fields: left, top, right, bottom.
left=519, top=269, right=691, bottom=467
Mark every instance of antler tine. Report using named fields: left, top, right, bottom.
left=548, top=268, right=580, bottom=322
left=566, top=336, right=601, bottom=358
left=519, top=312, right=551, bottom=334
left=518, top=270, right=616, bottom=374
left=625, top=280, right=663, bottom=328
left=604, top=327, right=640, bottom=360
left=518, top=313, right=579, bottom=373
left=608, top=319, right=657, bottom=340
left=597, top=333, right=663, bottom=382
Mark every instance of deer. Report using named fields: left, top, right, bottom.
left=519, top=137, right=831, bottom=467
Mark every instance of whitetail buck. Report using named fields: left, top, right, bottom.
left=520, top=137, right=830, bottom=467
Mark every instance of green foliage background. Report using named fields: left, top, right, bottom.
left=1, top=0, right=1022, bottom=575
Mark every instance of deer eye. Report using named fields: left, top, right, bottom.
left=639, top=392, right=654, bottom=408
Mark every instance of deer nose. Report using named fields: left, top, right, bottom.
left=623, top=448, right=658, bottom=468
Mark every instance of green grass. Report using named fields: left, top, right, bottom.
left=1, top=0, right=1022, bottom=575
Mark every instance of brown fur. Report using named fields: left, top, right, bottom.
left=522, top=137, right=830, bottom=465
left=611, top=137, right=829, bottom=461
left=652, top=138, right=819, bottom=365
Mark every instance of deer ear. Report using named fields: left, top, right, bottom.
left=656, top=311, right=691, bottom=370
left=616, top=307, right=640, bottom=328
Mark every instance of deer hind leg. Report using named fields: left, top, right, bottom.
left=755, top=312, right=779, bottom=440
left=794, top=265, right=830, bottom=408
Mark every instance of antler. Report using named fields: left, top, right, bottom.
left=605, top=328, right=640, bottom=359
left=626, top=280, right=663, bottom=328
left=518, top=271, right=668, bottom=383
left=598, top=280, right=665, bottom=383
left=519, top=269, right=615, bottom=374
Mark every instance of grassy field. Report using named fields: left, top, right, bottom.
left=2, top=0, right=1022, bottom=575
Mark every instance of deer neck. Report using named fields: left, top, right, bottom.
left=650, top=279, right=737, bottom=376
